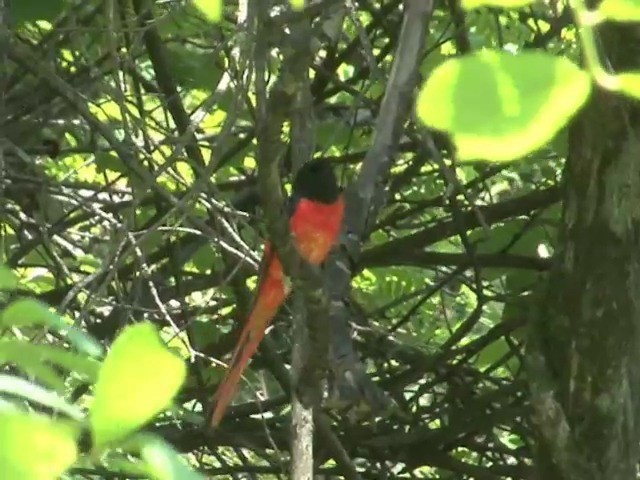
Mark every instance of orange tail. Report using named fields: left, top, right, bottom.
left=210, top=259, right=288, bottom=427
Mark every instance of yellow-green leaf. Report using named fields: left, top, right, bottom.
left=598, top=0, right=640, bottom=22
left=416, top=50, right=591, bottom=162
left=616, top=71, right=640, bottom=100
left=192, top=0, right=223, bottom=23
left=90, top=322, right=186, bottom=448
left=0, top=374, right=84, bottom=420
left=0, top=299, right=103, bottom=357
left=1, top=299, right=59, bottom=327
left=0, top=340, right=100, bottom=382
left=289, top=0, right=305, bottom=10
left=462, top=0, right=532, bottom=10
left=0, top=411, right=78, bottom=480
left=0, top=265, right=18, bottom=290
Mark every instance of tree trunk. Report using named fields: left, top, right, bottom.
left=527, top=23, right=640, bottom=480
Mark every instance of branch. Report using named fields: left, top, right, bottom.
left=252, top=1, right=356, bottom=478
left=360, top=186, right=561, bottom=266
left=287, top=7, right=316, bottom=480
left=131, top=0, right=206, bottom=168
left=363, top=250, right=552, bottom=271
left=253, top=3, right=329, bottom=404
left=324, top=0, right=435, bottom=416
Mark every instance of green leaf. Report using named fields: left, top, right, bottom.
left=90, top=322, right=187, bottom=448
left=0, top=299, right=104, bottom=357
left=598, top=0, right=640, bottom=22
left=0, top=265, right=18, bottom=290
left=416, top=50, right=592, bottom=162
left=192, top=0, right=223, bottom=23
left=0, top=374, right=84, bottom=420
left=0, top=342, right=66, bottom=392
left=462, top=0, right=533, bottom=9
left=469, top=219, right=548, bottom=256
left=164, top=45, right=224, bottom=91
left=0, top=340, right=100, bottom=381
left=95, top=152, right=127, bottom=175
left=190, top=244, right=219, bottom=273
left=186, top=318, right=221, bottom=353
left=9, top=0, right=66, bottom=23
left=0, top=411, right=78, bottom=480
left=289, top=0, right=305, bottom=10
left=61, top=325, right=105, bottom=358
left=615, top=72, right=640, bottom=100
left=138, top=434, right=205, bottom=480
left=1, top=298, right=59, bottom=328
left=476, top=338, right=511, bottom=368
left=502, top=268, right=541, bottom=292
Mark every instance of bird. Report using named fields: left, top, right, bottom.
left=210, top=158, right=345, bottom=427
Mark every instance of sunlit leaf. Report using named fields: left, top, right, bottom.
left=0, top=299, right=103, bottom=357
left=0, top=342, right=66, bottom=392
left=0, top=374, right=84, bottom=420
left=0, top=340, right=100, bottom=381
left=598, top=0, right=640, bottom=22
left=462, top=0, right=533, bottom=9
left=289, top=0, right=305, bottom=10
left=615, top=72, right=640, bottom=100
left=1, top=298, right=59, bottom=328
left=416, top=50, right=591, bottom=162
left=0, top=265, right=18, bottom=290
left=90, top=322, right=187, bottom=448
left=476, top=338, right=512, bottom=368
left=192, top=0, right=223, bottom=23
left=0, top=411, right=78, bottom=480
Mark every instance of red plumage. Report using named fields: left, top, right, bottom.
left=210, top=160, right=344, bottom=427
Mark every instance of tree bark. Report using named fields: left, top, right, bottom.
left=527, top=23, right=640, bottom=480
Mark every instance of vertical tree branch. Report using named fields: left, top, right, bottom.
left=291, top=296, right=315, bottom=480
left=288, top=5, right=316, bottom=480
left=325, top=0, right=435, bottom=413
left=252, top=0, right=351, bottom=477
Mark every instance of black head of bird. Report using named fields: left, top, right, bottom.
left=291, top=158, right=341, bottom=204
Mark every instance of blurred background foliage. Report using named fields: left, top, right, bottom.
left=0, top=0, right=568, bottom=478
